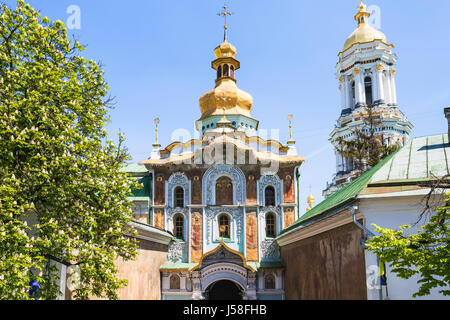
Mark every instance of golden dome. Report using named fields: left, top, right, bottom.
left=343, top=1, right=389, bottom=52
left=307, top=193, right=315, bottom=203
left=200, top=78, right=253, bottom=120
left=344, top=23, right=387, bottom=51
left=199, top=40, right=253, bottom=120
left=214, top=40, right=237, bottom=58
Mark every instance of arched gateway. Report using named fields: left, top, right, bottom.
left=206, top=280, right=244, bottom=300
left=190, top=242, right=257, bottom=300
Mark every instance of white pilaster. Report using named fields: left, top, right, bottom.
left=375, top=66, right=385, bottom=104
left=343, top=77, right=350, bottom=109
left=390, top=71, right=397, bottom=105
left=384, top=71, right=392, bottom=105
left=354, top=69, right=365, bottom=106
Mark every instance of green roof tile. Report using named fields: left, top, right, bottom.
left=160, top=262, right=198, bottom=271
left=280, top=151, right=396, bottom=235
left=280, top=133, right=450, bottom=237
left=122, top=163, right=148, bottom=174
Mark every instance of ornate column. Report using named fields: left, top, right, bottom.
left=390, top=70, right=398, bottom=105
left=343, top=76, right=351, bottom=110
left=354, top=67, right=365, bottom=107
left=339, top=78, right=345, bottom=110
left=245, top=272, right=258, bottom=300
left=375, top=64, right=385, bottom=105
left=384, top=70, right=392, bottom=105
left=345, top=76, right=352, bottom=109
left=191, top=271, right=204, bottom=300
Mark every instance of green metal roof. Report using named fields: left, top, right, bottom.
left=280, top=133, right=450, bottom=236
left=122, top=163, right=148, bottom=174
left=160, top=262, right=198, bottom=271
left=371, top=134, right=449, bottom=183
left=128, top=196, right=150, bottom=202
left=122, top=164, right=152, bottom=204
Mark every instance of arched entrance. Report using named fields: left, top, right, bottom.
left=206, top=280, right=243, bottom=300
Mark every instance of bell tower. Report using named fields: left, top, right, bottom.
left=323, top=1, right=413, bottom=198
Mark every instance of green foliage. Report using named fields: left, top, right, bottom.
left=336, top=107, right=398, bottom=177
left=366, top=195, right=450, bottom=297
left=0, top=0, right=139, bottom=300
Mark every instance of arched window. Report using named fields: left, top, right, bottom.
left=351, top=81, right=356, bottom=108
left=217, top=65, right=222, bottom=79
left=230, top=65, right=235, bottom=79
left=170, top=274, right=180, bottom=290
left=216, top=176, right=233, bottom=205
left=364, top=76, right=373, bottom=106
left=218, top=214, right=230, bottom=239
left=266, top=212, right=276, bottom=238
left=174, top=214, right=184, bottom=240
left=174, top=186, right=184, bottom=208
left=264, top=274, right=275, bottom=290
left=223, top=64, right=229, bottom=78
left=265, top=186, right=276, bottom=206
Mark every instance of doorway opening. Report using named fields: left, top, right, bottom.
left=206, top=280, right=244, bottom=300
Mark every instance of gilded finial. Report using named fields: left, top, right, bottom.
left=218, top=5, right=233, bottom=42
left=153, top=117, right=161, bottom=148
left=307, top=186, right=315, bottom=212
left=287, top=114, right=294, bottom=140
left=355, top=0, right=369, bottom=23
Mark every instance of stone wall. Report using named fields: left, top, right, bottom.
left=281, top=222, right=367, bottom=300
left=114, top=239, right=169, bottom=300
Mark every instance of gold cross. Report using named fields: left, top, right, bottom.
left=153, top=118, right=160, bottom=147
left=287, top=114, right=294, bottom=140
left=218, top=5, right=233, bottom=41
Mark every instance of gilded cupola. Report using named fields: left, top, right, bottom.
left=199, top=39, right=253, bottom=120
left=343, top=0, right=389, bottom=52
left=199, top=6, right=254, bottom=121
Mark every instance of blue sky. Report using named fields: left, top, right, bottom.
left=6, top=0, right=450, bottom=212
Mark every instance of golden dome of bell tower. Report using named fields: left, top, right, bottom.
left=197, top=6, right=258, bottom=136
left=343, top=0, right=388, bottom=52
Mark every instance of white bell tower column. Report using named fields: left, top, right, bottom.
left=375, top=64, right=385, bottom=104
left=384, top=71, right=392, bottom=105
left=354, top=68, right=367, bottom=107
left=390, top=70, right=398, bottom=105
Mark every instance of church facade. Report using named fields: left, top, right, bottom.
left=126, top=15, right=305, bottom=300
left=118, top=1, right=449, bottom=301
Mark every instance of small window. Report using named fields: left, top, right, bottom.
left=266, top=213, right=276, bottom=238
left=174, top=214, right=184, bottom=240
left=265, top=186, right=276, bottom=206
left=351, top=81, right=356, bottom=107
left=223, top=64, right=229, bottom=78
left=364, top=76, right=373, bottom=106
left=174, top=187, right=184, bottom=208
left=218, top=214, right=230, bottom=239
left=217, top=65, right=222, bottom=79
left=216, top=176, right=233, bottom=205
left=265, top=274, right=275, bottom=290
left=170, top=274, right=180, bottom=290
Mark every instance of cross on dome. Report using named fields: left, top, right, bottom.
left=217, top=5, right=233, bottom=42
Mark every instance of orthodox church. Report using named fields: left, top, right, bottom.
left=115, top=2, right=449, bottom=301
left=322, top=1, right=413, bottom=198
left=125, top=6, right=305, bottom=300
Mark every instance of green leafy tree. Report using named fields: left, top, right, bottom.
left=0, top=0, right=139, bottom=300
left=336, top=107, right=398, bottom=178
left=366, top=190, right=450, bottom=297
